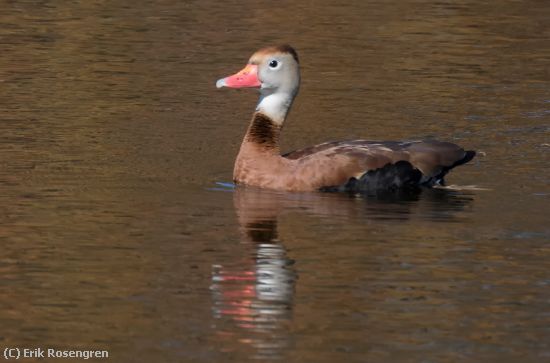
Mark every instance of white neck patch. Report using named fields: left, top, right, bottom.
left=256, top=93, right=294, bottom=126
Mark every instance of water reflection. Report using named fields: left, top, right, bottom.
left=211, top=187, right=474, bottom=359
left=211, top=189, right=297, bottom=360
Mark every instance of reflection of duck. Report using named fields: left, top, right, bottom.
left=216, top=45, right=475, bottom=192
left=211, top=186, right=474, bottom=358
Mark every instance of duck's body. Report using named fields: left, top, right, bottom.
left=217, top=45, right=475, bottom=193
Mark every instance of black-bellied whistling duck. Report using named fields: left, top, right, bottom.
left=216, top=45, right=475, bottom=193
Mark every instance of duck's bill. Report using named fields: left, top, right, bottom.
left=216, top=64, right=260, bottom=88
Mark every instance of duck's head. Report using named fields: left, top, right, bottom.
left=216, top=45, right=300, bottom=97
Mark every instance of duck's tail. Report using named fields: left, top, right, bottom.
left=423, top=150, right=476, bottom=186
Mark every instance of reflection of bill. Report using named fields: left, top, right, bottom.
left=211, top=236, right=295, bottom=327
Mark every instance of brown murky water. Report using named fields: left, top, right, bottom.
left=1, top=0, right=548, bottom=362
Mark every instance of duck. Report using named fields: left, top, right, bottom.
left=216, top=45, right=475, bottom=193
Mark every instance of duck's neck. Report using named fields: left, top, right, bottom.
left=255, top=91, right=295, bottom=127
left=244, top=112, right=282, bottom=153
left=241, top=91, right=296, bottom=153
left=234, top=111, right=289, bottom=185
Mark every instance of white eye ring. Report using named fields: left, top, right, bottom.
left=268, top=60, right=281, bottom=69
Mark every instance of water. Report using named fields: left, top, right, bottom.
left=0, top=0, right=548, bottom=362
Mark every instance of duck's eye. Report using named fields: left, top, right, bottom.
left=268, top=60, right=279, bottom=68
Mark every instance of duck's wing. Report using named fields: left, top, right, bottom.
left=283, top=139, right=475, bottom=188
